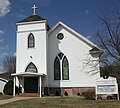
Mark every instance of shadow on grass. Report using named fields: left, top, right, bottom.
left=0, top=94, right=13, bottom=100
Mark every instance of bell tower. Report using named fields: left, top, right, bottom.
left=16, top=4, right=50, bottom=75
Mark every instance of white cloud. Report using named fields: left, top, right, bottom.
left=0, top=52, right=8, bottom=59
left=0, top=65, right=3, bottom=72
left=13, top=52, right=16, bottom=57
left=84, top=9, right=89, bottom=15
left=0, top=30, right=4, bottom=36
left=0, top=30, right=4, bottom=43
left=0, top=46, right=5, bottom=51
left=0, top=45, right=8, bottom=51
left=0, top=0, right=11, bottom=17
left=0, top=39, right=4, bottom=43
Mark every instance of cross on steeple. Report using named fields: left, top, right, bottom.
left=32, top=4, right=37, bottom=15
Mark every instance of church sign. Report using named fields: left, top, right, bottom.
left=96, top=77, right=119, bottom=100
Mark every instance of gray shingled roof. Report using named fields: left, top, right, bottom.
left=17, top=15, right=45, bottom=23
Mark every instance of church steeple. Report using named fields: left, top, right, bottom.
left=17, top=1, right=50, bottom=31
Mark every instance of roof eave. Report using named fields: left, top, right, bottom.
left=48, top=21, right=101, bottom=49
left=11, top=72, right=46, bottom=77
left=16, top=20, right=47, bottom=25
left=89, top=50, right=104, bottom=57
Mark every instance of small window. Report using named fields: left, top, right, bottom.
left=25, top=62, right=38, bottom=73
left=57, top=33, right=64, bottom=40
left=28, top=33, right=35, bottom=48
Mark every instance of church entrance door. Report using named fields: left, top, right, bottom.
left=24, top=77, right=38, bottom=93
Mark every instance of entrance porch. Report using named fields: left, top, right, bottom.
left=11, top=72, right=45, bottom=97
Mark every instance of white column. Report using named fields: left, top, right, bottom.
left=117, top=93, right=119, bottom=100
left=22, top=77, right=24, bottom=93
left=95, top=85, right=97, bottom=100
left=116, top=84, right=119, bottom=100
left=42, top=85, right=44, bottom=96
left=13, top=76, right=16, bottom=96
left=39, top=76, right=41, bottom=97
left=60, top=60, right=62, bottom=80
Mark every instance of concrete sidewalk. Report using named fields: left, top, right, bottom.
left=0, top=97, right=38, bottom=105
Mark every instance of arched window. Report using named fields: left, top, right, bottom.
left=25, top=63, right=38, bottom=73
left=54, top=53, right=69, bottom=80
left=28, top=33, right=35, bottom=48
left=54, top=56, right=61, bottom=80
left=62, top=56, right=69, bottom=80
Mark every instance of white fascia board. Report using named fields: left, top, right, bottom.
left=16, top=20, right=47, bottom=25
left=11, top=72, right=45, bottom=77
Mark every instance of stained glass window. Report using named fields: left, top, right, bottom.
left=54, top=53, right=69, bottom=80
left=54, top=56, right=61, bottom=80
left=28, top=33, right=35, bottom=48
left=25, top=63, right=37, bottom=73
left=62, top=56, right=69, bottom=80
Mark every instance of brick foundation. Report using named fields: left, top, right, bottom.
left=16, top=87, right=95, bottom=97
left=48, top=87, right=95, bottom=96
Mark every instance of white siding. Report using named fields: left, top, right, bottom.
left=16, top=22, right=47, bottom=75
left=48, top=25, right=100, bottom=88
left=17, top=22, right=46, bottom=32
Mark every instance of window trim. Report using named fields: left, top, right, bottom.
left=54, top=53, right=69, bottom=81
left=57, top=33, right=64, bottom=40
left=54, top=56, right=61, bottom=80
left=25, top=62, right=38, bottom=73
left=28, top=33, right=35, bottom=48
left=62, top=56, right=69, bottom=80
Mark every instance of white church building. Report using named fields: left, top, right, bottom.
left=12, top=5, right=103, bottom=97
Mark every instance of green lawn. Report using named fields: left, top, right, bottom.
left=0, top=97, right=120, bottom=108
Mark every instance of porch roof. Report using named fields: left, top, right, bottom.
left=11, top=72, right=45, bottom=77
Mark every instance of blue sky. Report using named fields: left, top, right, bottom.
left=0, top=0, right=119, bottom=71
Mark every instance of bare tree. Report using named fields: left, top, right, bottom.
left=2, top=56, right=16, bottom=78
left=81, top=11, right=120, bottom=76
left=93, top=11, right=119, bottom=73
left=96, top=11, right=120, bottom=66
